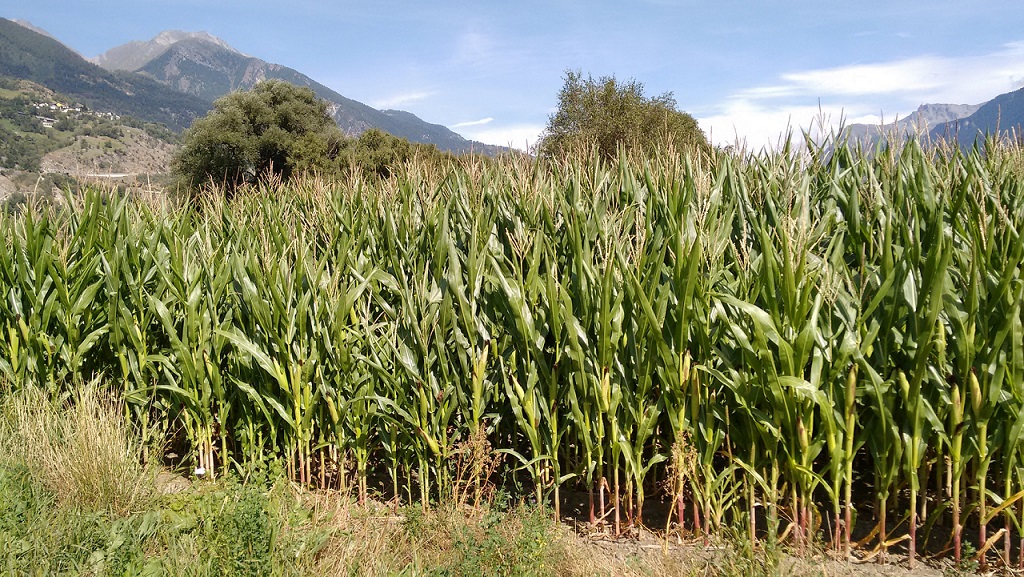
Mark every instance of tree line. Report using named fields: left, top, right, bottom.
left=174, top=72, right=710, bottom=193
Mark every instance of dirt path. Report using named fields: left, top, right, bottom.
left=567, top=527, right=968, bottom=576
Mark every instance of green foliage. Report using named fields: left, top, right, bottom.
left=0, top=391, right=304, bottom=576
left=3, top=139, right=1024, bottom=565
left=173, top=80, right=346, bottom=192
left=943, top=541, right=979, bottom=576
left=173, top=84, right=454, bottom=192
left=399, top=500, right=559, bottom=577
left=444, top=504, right=554, bottom=577
left=345, top=127, right=453, bottom=179
left=0, top=469, right=293, bottom=575
left=186, top=482, right=275, bottom=576
left=709, top=526, right=784, bottom=577
left=348, top=127, right=413, bottom=179
left=0, top=464, right=49, bottom=567
left=538, top=69, right=709, bottom=159
left=122, top=115, right=178, bottom=143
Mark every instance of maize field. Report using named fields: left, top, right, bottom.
left=1, top=140, right=1023, bottom=566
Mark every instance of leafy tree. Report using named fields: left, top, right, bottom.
left=341, top=128, right=454, bottom=180
left=173, top=80, right=345, bottom=192
left=347, top=128, right=412, bottom=179
left=538, top=70, right=709, bottom=159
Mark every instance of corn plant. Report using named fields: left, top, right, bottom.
left=2, top=138, right=1023, bottom=567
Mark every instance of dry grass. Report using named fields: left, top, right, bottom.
left=0, top=381, right=158, bottom=516
left=0, top=385, right=881, bottom=576
left=294, top=493, right=418, bottom=576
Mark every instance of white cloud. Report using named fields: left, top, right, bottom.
left=734, top=85, right=800, bottom=100
left=455, top=123, right=546, bottom=152
left=779, top=57, right=948, bottom=97
left=699, top=42, right=1024, bottom=149
left=372, top=91, right=436, bottom=109
left=783, top=43, right=1024, bottom=104
left=451, top=117, right=494, bottom=128
left=699, top=103, right=829, bottom=152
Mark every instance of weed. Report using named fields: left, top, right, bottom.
left=943, top=541, right=979, bottom=577
left=439, top=502, right=557, bottom=577
left=209, top=483, right=275, bottom=576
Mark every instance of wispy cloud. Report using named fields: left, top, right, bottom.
left=767, top=42, right=1024, bottom=103
left=699, top=42, right=1024, bottom=149
left=778, top=57, right=948, bottom=97
left=372, top=91, right=437, bottom=110
left=444, top=23, right=545, bottom=80
left=451, top=117, right=493, bottom=128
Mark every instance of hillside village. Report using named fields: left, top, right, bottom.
left=28, top=100, right=122, bottom=127
left=0, top=77, right=178, bottom=204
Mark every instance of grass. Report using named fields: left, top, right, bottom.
left=1, top=381, right=159, bottom=516
left=0, top=382, right=840, bottom=576
left=0, top=383, right=561, bottom=575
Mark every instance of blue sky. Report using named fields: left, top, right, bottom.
left=6, top=1, right=1024, bottom=150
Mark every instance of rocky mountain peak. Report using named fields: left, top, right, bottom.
left=92, top=30, right=243, bottom=72
left=905, top=103, right=982, bottom=131
left=150, top=30, right=243, bottom=55
left=67, top=24, right=507, bottom=155
left=842, top=101, right=983, bottom=147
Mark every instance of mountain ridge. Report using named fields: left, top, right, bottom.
left=96, top=31, right=506, bottom=155
left=91, top=31, right=245, bottom=73
left=929, top=87, right=1024, bottom=147
left=0, top=18, right=211, bottom=131
left=842, top=102, right=982, bottom=147
left=11, top=19, right=61, bottom=44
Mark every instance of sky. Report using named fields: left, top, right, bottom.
left=5, top=1, right=1024, bottom=151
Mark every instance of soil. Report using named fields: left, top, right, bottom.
left=0, top=172, right=17, bottom=199
left=571, top=528, right=957, bottom=576
left=154, top=471, right=191, bottom=495
left=554, top=488, right=1018, bottom=576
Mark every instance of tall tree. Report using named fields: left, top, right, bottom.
left=173, top=79, right=345, bottom=192
left=538, top=70, right=709, bottom=159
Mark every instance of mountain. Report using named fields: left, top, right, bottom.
left=0, top=18, right=210, bottom=131
left=94, top=31, right=503, bottom=155
left=11, top=19, right=61, bottom=44
left=91, top=30, right=242, bottom=73
left=930, top=87, right=1024, bottom=148
left=843, top=102, right=982, bottom=147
